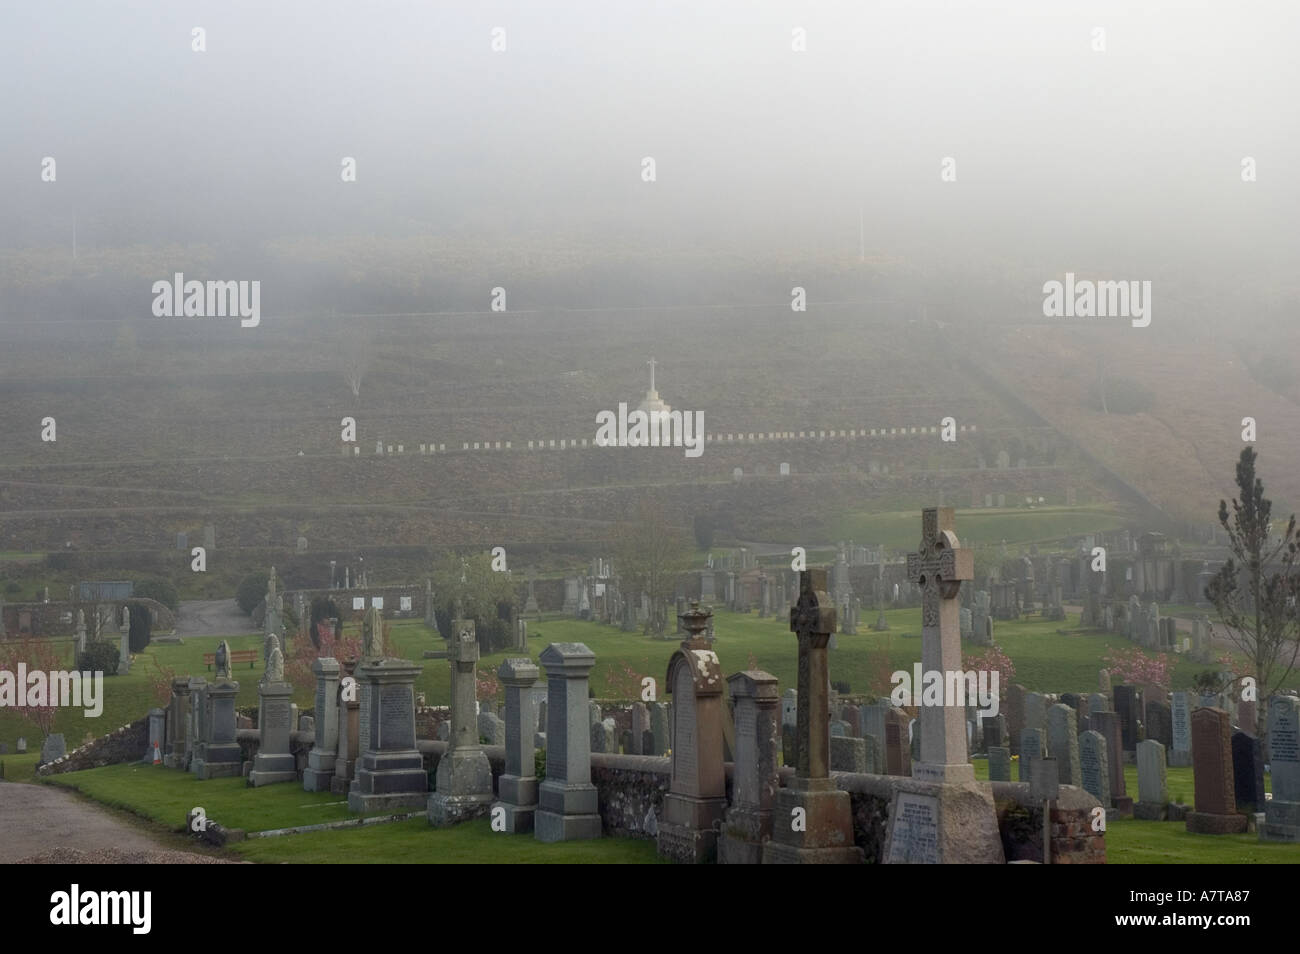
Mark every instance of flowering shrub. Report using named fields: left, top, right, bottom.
left=286, top=622, right=362, bottom=696
left=1101, top=646, right=1172, bottom=697
left=0, top=634, right=63, bottom=736
left=602, top=659, right=650, bottom=700
left=475, top=670, right=500, bottom=706
left=962, top=644, right=1015, bottom=697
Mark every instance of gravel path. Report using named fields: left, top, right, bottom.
left=174, top=599, right=257, bottom=638
left=0, top=782, right=230, bottom=864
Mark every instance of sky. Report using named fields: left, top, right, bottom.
left=2, top=0, right=1297, bottom=281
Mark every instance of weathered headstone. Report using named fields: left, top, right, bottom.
left=164, top=678, right=192, bottom=769
left=1145, top=700, right=1172, bottom=750
left=659, top=603, right=727, bottom=863
left=303, top=657, right=341, bottom=791
left=494, top=657, right=540, bottom=833
left=1186, top=707, right=1247, bottom=834
left=1089, top=710, right=1130, bottom=813
left=428, top=619, right=493, bottom=823
left=1019, top=727, right=1045, bottom=780
left=650, top=701, right=670, bottom=756
left=193, top=672, right=241, bottom=779
left=1113, top=684, right=1138, bottom=754
left=1134, top=739, right=1168, bottom=820
left=248, top=635, right=296, bottom=786
left=884, top=708, right=911, bottom=777
left=117, top=605, right=131, bottom=676
left=39, top=733, right=66, bottom=766
left=144, top=707, right=166, bottom=763
left=719, top=670, right=780, bottom=864
left=981, top=713, right=1005, bottom=750
left=535, top=642, right=602, bottom=842
left=763, top=569, right=862, bottom=864
left=1005, top=684, right=1025, bottom=756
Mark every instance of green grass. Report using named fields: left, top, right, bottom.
left=0, top=750, right=42, bottom=783
left=231, top=817, right=666, bottom=864
left=46, top=762, right=357, bottom=831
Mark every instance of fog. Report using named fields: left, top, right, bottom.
left=4, top=0, right=1296, bottom=289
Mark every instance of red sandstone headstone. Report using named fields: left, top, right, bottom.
left=1186, top=707, right=1247, bottom=834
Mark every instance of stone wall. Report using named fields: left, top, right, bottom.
left=1, top=598, right=176, bottom=639
left=35, top=717, right=149, bottom=776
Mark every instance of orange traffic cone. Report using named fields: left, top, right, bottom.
left=152, top=741, right=162, bottom=765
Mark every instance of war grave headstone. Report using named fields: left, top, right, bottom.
left=1186, top=707, right=1247, bottom=834
left=535, top=642, right=602, bottom=842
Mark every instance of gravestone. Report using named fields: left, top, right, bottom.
left=16, top=737, right=26, bottom=754
left=987, top=745, right=1010, bottom=781
left=1005, top=684, right=1025, bottom=756
left=1047, top=704, right=1081, bottom=786
left=480, top=711, right=508, bottom=747
left=884, top=708, right=911, bottom=777
left=345, top=637, right=426, bottom=811
left=650, top=702, right=670, bottom=756
left=981, top=713, right=1006, bottom=749
left=659, top=603, right=727, bottom=863
left=427, top=619, right=493, bottom=823
left=164, top=678, right=192, bottom=769
left=1186, top=707, right=1247, bottom=834
left=535, top=643, right=602, bottom=842
left=1023, top=692, right=1048, bottom=735
left=144, top=707, right=166, bottom=763
left=830, top=736, right=869, bottom=773
left=39, top=733, right=66, bottom=766
left=1089, top=710, right=1130, bottom=813
left=248, top=635, right=296, bottom=786
left=882, top=508, right=1003, bottom=864
left=1134, top=740, right=1168, bottom=820
left=1113, top=685, right=1138, bottom=754
left=1231, top=731, right=1265, bottom=815
left=590, top=720, right=613, bottom=753
left=1019, top=727, right=1045, bottom=780
left=1079, top=730, right=1110, bottom=811
left=1262, top=695, right=1300, bottom=842
left=763, top=569, right=862, bottom=864
left=192, top=671, right=241, bottom=780
left=494, top=657, right=540, bottom=833
left=117, top=606, right=131, bottom=675
left=628, top=702, right=648, bottom=756
left=1144, top=700, right=1172, bottom=750
left=718, top=670, right=780, bottom=864
left=331, top=660, right=361, bottom=795
left=303, top=657, right=341, bottom=791
left=1169, top=691, right=1192, bottom=767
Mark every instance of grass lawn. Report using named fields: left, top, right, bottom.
left=0, top=750, right=41, bottom=783
left=47, top=762, right=358, bottom=831
left=231, top=817, right=666, bottom=864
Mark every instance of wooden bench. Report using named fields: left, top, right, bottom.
left=203, top=649, right=258, bottom=671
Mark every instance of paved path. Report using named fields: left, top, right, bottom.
left=0, top=782, right=218, bottom=863
left=174, top=599, right=257, bottom=638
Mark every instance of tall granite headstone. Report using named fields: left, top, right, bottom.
left=535, top=642, right=602, bottom=841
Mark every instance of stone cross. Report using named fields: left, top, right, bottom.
left=906, top=507, right=974, bottom=782
left=789, top=568, right=836, bottom=779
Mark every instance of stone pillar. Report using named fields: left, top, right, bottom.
left=658, top=603, right=727, bottom=863
left=494, top=657, right=540, bottom=833
left=719, top=669, right=779, bottom=864
left=164, top=678, right=192, bottom=768
left=330, top=659, right=361, bottom=795
left=428, top=620, right=493, bottom=824
left=764, top=569, right=861, bottom=864
left=535, top=642, right=601, bottom=842
left=117, top=606, right=132, bottom=676
left=193, top=678, right=242, bottom=779
left=303, top=657, right=341, bottom=792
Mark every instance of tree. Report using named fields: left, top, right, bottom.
left=613, top=500, right=692, bottom=637
left=0, top=634, right=62, bottom=738
left=430, top=551, right=517, bottom=652
left=235, top=573, right=264, bottom=615
left=693, top=513, right=715, bottom=550
left=340, top=327, right=374, bottom=405
left=1205, top=447, right=1300, bottom=737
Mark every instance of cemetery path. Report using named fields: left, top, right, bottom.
left=175, top=599, right=259, bottom=638
left=0, top=782, right=212, bottom=863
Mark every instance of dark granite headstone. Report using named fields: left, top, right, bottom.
left=1113, top=685, right=1137, bottom=753
left=1232, top=730, right=1265, bottom=814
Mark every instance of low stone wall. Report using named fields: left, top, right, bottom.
left=35, top=717, right=149, bottom=776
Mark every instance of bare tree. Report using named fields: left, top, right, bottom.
left=613, top=500, right=693, bottom=637
left=1206, top=447, right=1300, bottom=737
left=340, top=328, right=373, bottom=404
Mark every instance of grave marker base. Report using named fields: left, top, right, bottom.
left=1186, top=811, right=1248, bottom=835
left=882, top=777, right=1004, bottom=864
left=762, top=778, right=863, bottom=864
